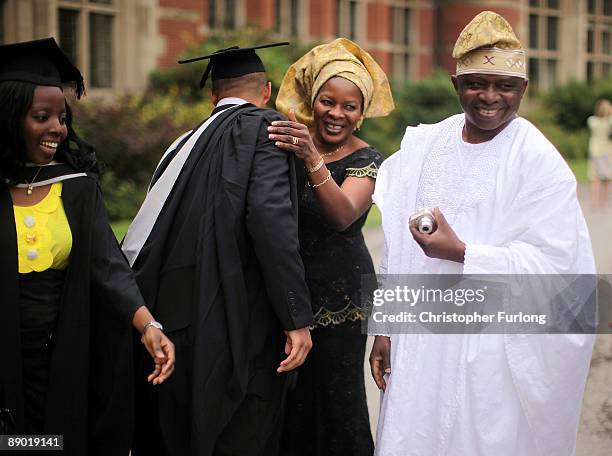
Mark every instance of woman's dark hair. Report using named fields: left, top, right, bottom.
left=0, top=80, right=101, bottom=188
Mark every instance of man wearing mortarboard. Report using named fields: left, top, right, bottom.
left=122, top=43, right=314, bottom=455
left=368, top=11, right=596, bottom=455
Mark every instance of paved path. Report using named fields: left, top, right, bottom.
left=361, top=183, right=612, bottom=453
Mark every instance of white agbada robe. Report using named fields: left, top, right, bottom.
left=373, top=114, right=595, bottom=456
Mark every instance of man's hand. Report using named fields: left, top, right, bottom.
left=410, top=207, right=466, bottom=263
left=277, top=327, right=313, bottom=373
left=369, top=335, right=391, bottom=391
left=141, top=328, right=176, bottom=385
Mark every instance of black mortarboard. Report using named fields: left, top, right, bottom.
left=0, top=37, right=85, bottom=98
left=178, top=42, right=289, bottom=89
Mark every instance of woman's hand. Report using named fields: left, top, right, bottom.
left=141, top=327, right=175, bottom=385
left=132, top=306, right=175, bottom=385
left=268, top=110, right=321, bottom=169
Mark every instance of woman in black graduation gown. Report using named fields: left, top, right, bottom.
left=0, top=38, right=175, bottom=455
left=270, top=39, right=394, bottom=455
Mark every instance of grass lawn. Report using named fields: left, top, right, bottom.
left=567, top=158, right=588, bottom=183
left=365, top=204, right=381, bottom=229
left=111, top=220, right=131, bottom=240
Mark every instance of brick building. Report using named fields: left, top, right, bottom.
left=1, top=0, right=612, bottom=94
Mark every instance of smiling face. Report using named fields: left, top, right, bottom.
left=312, top=76, right=364, bottom=147
left=452, top=73, right=528, bottom=143
left=22, top=85, right=68, bottom=164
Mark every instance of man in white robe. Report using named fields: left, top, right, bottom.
left=369, top=11, right=595, bottom=456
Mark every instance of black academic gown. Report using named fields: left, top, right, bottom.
left=0, top=165, right=141, bottom=455
left=131, top=104, right=313, bottom=456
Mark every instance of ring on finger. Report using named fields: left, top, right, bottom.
left=291, top=136, right=299, bottom=146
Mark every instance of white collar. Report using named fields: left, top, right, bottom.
left=25, top=160, right=61, bottom=167
left=216, top=97, right=249, bottom=107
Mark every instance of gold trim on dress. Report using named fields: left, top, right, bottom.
left=311, top=299, right=366, bottom=329
left=345, top=162, right=379, bottom=179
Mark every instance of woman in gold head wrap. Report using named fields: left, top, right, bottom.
left=269, top=38, right=394, bottom=455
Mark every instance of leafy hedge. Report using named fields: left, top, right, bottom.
left=522, top=77, right=612, bottom=160
left=359, top=71, right=461, bottom=157
left=71, top=93, right=207, bottom=220
left=522, top=103, right=589, bottom=160
left=543, top=78, right=612, bottom=131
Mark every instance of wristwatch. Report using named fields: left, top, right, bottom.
left=142, top=320, right=163, bottom=334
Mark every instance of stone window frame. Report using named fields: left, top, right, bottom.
left=0, top=0, right=5, bottom=44
left=387, top=0, right=414, bottom=83
left=57, top=0, right=118, bottom=91
left=585, top=0, right=612, bottom=81
left=275, top=0, right=306, bottom=38
left=526, top=0, right=561, bottom=91
left=336, top=0, right=363, bottom=42
left=207, top=0, right=246, bottom=32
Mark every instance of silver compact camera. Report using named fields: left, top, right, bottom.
left=409, top=208, right=437, bottom=234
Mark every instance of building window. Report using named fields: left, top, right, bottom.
left=527, top=0, right=560, bottom=8
left=349, top=1, right=357, bottom=40
left=58, top=9, right=79, bottom=65
left=0, top=0, right=5, bottom=44
left=89, top=13, right=112, bottom=88
left=335, top=0, right=341, bottom=35
left=290, top=0, right=299, bottom=36
left=546, top=16, right=558, bottom=50
left=604, top=29, right=611, bottom=54
left=223, top=0, right=235, bottom=29
left=389, top=4, right=411, bottom=82
left=390, top=6, right=410, bottom=45
left=605, top=0, right=612, bottom=16
left=275, top=0, right=281, bottom=32
left=529, top=14, right=539, bottom=49
left=275, top=0, right=301, bottom=37
left=336, top=0, right=361, bottom=41
left=58, top=1, right=117, bottom=90
left=403, top=8, right=410, bottom=45
left=207, top=0, right=237, bottom=30
left=528, top=58, right=539, bottom=89
left=390, top=52, right=410, bottom=83
left=585, top=7, right=612, bottom=80
left=545, top=59, right=557, bottom=88
left=209, top=0, right=216, bottom=29
left=527, top=2, right=561, bottom=90
left=588, top=0, right=596, bottom=14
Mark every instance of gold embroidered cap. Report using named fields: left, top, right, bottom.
left=276, top=38, right=394, bottom=127
left=453, top=11, right=527, bottom=79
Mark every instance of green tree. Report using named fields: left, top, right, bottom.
left=359, top=71, right=461, bottom=157
left=149, top=27, right=315, bottom=102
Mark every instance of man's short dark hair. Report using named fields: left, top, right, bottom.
left=212, top=72, right=268, bottom=97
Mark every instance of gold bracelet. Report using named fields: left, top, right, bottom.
left=306, top=157, right=325, bottom=174
left=309, top=170, right=332, bottom=188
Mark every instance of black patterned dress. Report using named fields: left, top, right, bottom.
left=281, top=146, right=383, bottom=456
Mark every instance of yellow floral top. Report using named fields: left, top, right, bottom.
left=13, top=182, right=72, bottom=273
